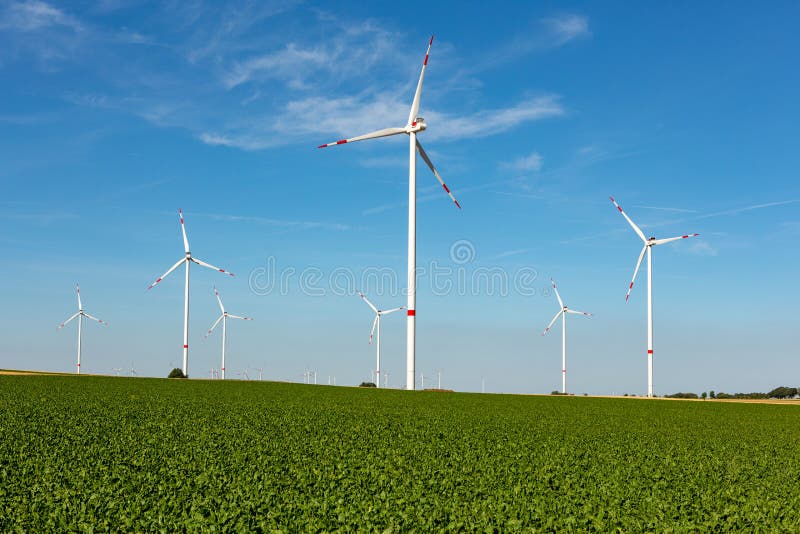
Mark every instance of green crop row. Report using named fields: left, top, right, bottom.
left=1, top=376, right=799, bottom=531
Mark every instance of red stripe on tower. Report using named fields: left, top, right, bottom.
left=183, top=344, right=188, bottom=349
left=407, top=309, right=415, bottom=316
left=647, top=350, right=653, bottom=354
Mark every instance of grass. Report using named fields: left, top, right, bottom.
left=1, top=375, right=799, bottom=531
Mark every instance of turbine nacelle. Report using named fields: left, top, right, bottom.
left=407, top=117, right=427, bottom=133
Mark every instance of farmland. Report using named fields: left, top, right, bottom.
left=1, top=376, right=799, bottom=530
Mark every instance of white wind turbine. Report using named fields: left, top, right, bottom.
left=147, top=209, right=234, bottom=378
left=204, top=286, right=253, bottom=380
left=357, top=290, right=404, bottom=389
left=541, top=278, right=592, bottom=394
left=57, top=284, right=106, bottom=374
left=610, top=196, right=700, bottom=398
left=319, top=36, right=461, bottom=390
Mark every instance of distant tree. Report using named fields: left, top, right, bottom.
left=168, top=368, right=186, bottom=379
left=709, top=390, right=716, bottom=399
left=665, top=392, right=699, bottom=399
left=701, top=392, right=707, bottom=400
left=359, top=382, right=376, bottom=388
left=767, top=386, right=798, bottom=399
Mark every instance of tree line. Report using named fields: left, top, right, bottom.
left=665, top=386, right=798, bottom=400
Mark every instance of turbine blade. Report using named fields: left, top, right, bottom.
left=227, top=314, right=253, bottom=321
left=407, top=35, right=433, bottom=127
left=205, top=315, right=223, bottom=338
left=626, top=245, right=648, bottom=302
left=566, top=309, right=592, bottom=317
left=317, top=127, right=405, bottom=148
left=76, top=283, right=82, bottom=310
left=368, top=315, right=378, bottom=345
left=178, top=209, right=190, bottom=254
left=58, top=312, right=80, bottom=329
left=192, top=257, right=234, bottom=277
left=550, top=278, right=564, bottom=308
left=610, top=196, right=646, bottom=242
left=542, top=310, right=562, bottom=336
left=653, top=233, right=699, bottom=245
left=147, top=258, right=186, bottom=290
left=381, top=306, right=405, bottom=315
left=213, top=286, right=225, bottom=313
left=357, top=290, right=378, bottom=313
left=83, top=312, right=107, bottom=325
left=416, top=140, right=461, bottom=209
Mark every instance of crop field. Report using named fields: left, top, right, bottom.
left=1, top=376, right=799, bottom=531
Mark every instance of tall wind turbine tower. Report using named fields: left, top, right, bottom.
left=58, top=284, right=106, bottom=374
left=357, top=291, right=403, bottom=389
left=147, top=209, right=234, bottom=378
left=610, top=196, right=700, bottom=397
left=205, top=286, right=253, bottom=380
left=541, top=278, right=592, bottom=394
left=319, top=36, right=461, bottom=390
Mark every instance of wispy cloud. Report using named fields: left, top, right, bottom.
left=686, top=241, right=718, bottom=257
left=487, top=248, right=531, bottom=260
left=199, top=94, right=564, bottom=150
left=543, top=14, right=590, bottom=47
left=633, top=205, right=697, bottom=213
left=0, top=1, right=82, bottom=31
left=502, top=151, right=543, bottom=172
left=0, top=210, right=78, bottom=225
left=199, top=213, right=350, bottom=232
left=3, top=4, right=571, bottom=153
left=696, top=199, right=800, bottom=220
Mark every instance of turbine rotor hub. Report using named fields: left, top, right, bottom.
left=408, top=117, right=427, bottom=132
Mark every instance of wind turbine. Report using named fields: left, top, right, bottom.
left=610, top=196, right=700, bottom=397
left=541, top=278, right=592, bottom=394
left=57, top=284, right=106, bottom=374
left=147, top=209, right=234, bottom=378
left=357, top=290, right=404, bottom=389
left=204, top=286, right=252, bottom=380
left=319, top=36, right=461, bottom=390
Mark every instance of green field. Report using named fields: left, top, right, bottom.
left=1, top=376, right=799, bottom=531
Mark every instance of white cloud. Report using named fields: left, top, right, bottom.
left=199, top=213, right=350, bottom=232
left=199, top=94, right=564, bottom=151
left=429, top=96, right=564, bottom=140
left=544, top=14, right=590, bottom=46
left=503, top=151, right=543, bottom=172
left=686, top=241, right=718, bottom=257
left=0, top=1, right=82, bottom=31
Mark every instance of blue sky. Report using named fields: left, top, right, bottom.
left=1, top=1, right=798, bottom=394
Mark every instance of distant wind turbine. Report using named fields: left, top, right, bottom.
left=610, top=196, right=700, bottom=397
left=204, top=286, right=252, bottom=380
left=319, top=36, right=461, bottom=390
left=147, top=209, right=234, bottom=378
left=541, top=278, right=592, bottom=394
left=57, top=284, right=106, bottom=374
left=357, top=290, right=403, bottom=389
